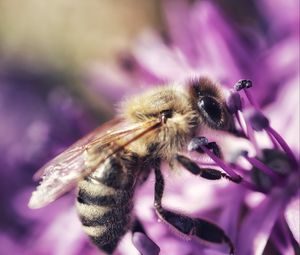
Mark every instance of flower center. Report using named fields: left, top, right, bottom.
left=251, top=148, right=292, bottom=192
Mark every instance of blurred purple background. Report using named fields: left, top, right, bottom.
left=0, top=1, right=299, bottom=255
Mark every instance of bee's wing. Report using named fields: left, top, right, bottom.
left=29, top=118, right=161, bottom=209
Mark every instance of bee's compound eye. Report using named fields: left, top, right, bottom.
left=198, top=96, right=222, bottom=127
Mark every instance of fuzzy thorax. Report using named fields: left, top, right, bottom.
left=121, top=85, right=199, bottom=160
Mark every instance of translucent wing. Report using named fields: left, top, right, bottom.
left=29, top=118, right=161, bottom=209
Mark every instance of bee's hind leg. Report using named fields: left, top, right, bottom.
left=153, top=166, right=235, bottom=255
left=131, top=218, right=160, bottom=255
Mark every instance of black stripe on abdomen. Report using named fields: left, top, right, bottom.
left=76, top=178, right=135, bottom=253
left=76, top=151, right=139, bottom=254
left=77, top=187, right=133, bottom=207
left=90, top=155, right=137, bottom=190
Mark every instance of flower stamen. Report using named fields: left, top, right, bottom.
left=241, top=179, right=264, bottom=192
left=236, top=110, right=248, bottom=136
left=246, top=122, right=263, bottom=158
left=242, top=154, right=280, bottom=181
left=265, top=126, right=298, bottom=168
left=200, top=145, right=242, bottom=182
left=189, top=137, right=242, bottom=182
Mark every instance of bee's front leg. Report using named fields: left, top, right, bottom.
left=153, top=167, right=235, bottom=255
left=188, top=136, right=223, bottom=159
left=183, top=136, right=242, bottom=183
left=175, top=154, right=239, bottom=182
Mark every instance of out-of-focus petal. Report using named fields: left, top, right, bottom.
left=0, top=234, right=23, bottom=255
left=218, top=185, right=246, bottom=242
left=85, top=62, right=140, bottom=104
left=25, top=207, right=87, bottom=255
left=131, top=31, right=191, bottom=82
left=265, top=75, right=300, bottom=154
left=285, top=195, right=300, bottom=244
left=237, top=179, right=297, bottom=255
left=162, top=0, right=200, bottom=66
left=259, top=0, right=299, bottom=35
left=189, top=1, right=245, bottom=84
left=270, top=218, right=296, bottom=255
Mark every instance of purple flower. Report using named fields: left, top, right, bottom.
left=85, top=1, right=299, bottom=254
left=1, top=1, right=299, bottom=255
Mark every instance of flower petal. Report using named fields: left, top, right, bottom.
left=237, top=188, right=290, bottom=255
left=285, top=194, right=300, bottom=244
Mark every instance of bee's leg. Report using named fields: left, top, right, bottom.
left=175, top=154, right=240, bottom=183
left=131, top=218, right=160, bottom=255
left=206, top=141, right=222, bottom=158
left=153, top=167, right=235, bottom=255
left=186, top=136, right=242, bottom=183
left=188, top=136, right=222, bottom=158
left=131, top=218, right=146, bottom=234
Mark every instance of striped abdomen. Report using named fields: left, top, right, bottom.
left=76, top=152, right=139, bottom=254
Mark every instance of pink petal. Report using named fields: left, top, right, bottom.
left=285, top=195, right=300, bottom=244
left=237, top=188, right=290, bottom=255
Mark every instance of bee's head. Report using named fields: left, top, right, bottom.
left=189, top=77, right=233, bottom=130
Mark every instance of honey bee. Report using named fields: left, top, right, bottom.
left=29, top=77, right=240, bottom=255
